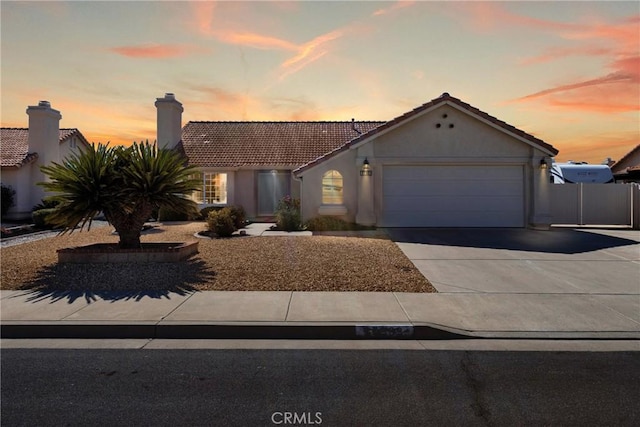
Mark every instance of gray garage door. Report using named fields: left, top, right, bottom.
left=382, top=165, right=525, bottom=227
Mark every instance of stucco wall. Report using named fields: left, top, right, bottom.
left=373, top=105, right=531, bottom=162
left=59, top=137, right=85, bottom=161
left=298, top=152, right=359, bottom=223
left=1, top=167, right=33, bottom=220
left=234, top=169, right=256, bottom=217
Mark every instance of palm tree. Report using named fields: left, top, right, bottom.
left=39, top=141, right=200, bottom=249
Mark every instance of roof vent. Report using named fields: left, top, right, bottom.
left=441, top=92, right=450, bottom=97
left=351, top=118, right=361, bottom=134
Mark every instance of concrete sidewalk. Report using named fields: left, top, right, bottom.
left=2, top=290, right=639, bottom=340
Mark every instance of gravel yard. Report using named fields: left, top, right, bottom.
left=0, top=222, right=435, bottom=293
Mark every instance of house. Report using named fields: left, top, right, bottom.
left=610, top=144, right=640, bottom=183
left=1, top=101, right=90, bottom=220
left=157, top=92, right=559, bottom=229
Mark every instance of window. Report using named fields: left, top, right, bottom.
left=193, top=173, right=227, bottom=204
left=322, top=170, right=343, bottom=205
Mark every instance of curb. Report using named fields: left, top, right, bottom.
left=3, top=322, right=637, bottom=340
left=1, top=322, right=469, bottom=340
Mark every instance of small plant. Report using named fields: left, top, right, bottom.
left=206, top=208, right=235, bottom=237
left=1, top=184, right=16, bottom=216
left=275, top=195, right=302, bottom=231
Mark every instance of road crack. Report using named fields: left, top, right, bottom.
left=461, top=352, right=493, bottom=426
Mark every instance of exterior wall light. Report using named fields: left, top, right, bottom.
left=539, top=158, right=549, bottom=170
left=360, top=158, right=372, bottom=176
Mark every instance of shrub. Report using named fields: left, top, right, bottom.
left=305, top=216, right=350, bottom=231
left=32, top=208, right=57, bottom=229
left=305, top=216, right=377, bottom=231
left=206, top=208, right=236, bottom=237
left=199, top=206, right=223, bottom=220
left=227, top=205, right=247, bottom=229
left=1, top=184, right=16, bottom=216
left=32, top=198, right=61, bottom=212
left=158, top=206, right=195, bottom=222
left=275, top=196, right=302, bottom=231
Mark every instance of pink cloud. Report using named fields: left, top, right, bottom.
left=468, top=4, right=640, bottom=114
left=519, top=46, right=612, bottom=65
left=213, top=31, right=298, bottom=51
left=109, top=44, right=208, bottom=59
left=372, top=1, right=415, bottom=17
left=188, top=2, right=365, bottom=81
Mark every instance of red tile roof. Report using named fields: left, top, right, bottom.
left=1, top=128, right=90, bottom=167
left=178, top=121, right=385, bottom=168
left=611, top=144, right=640, bottom=174
left=294, top=93, right=559, bottom=174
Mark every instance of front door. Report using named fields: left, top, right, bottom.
left=257, top=170, right=291, bottom=216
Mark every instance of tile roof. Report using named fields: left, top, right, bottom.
left=178, top=121, right=385, bottom=168
left=1, top=128, right=90, bottom=167
left=294, top=93, right=559, bottom=174
left=611, top=144, right=640, bottom=174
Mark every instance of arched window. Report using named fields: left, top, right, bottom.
left=322, top=170, right=343, bottom=205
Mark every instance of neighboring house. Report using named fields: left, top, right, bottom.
left=1, top=101, right=90, bottom=220
left=156, top=92, right=559, bottom=229
left=611, top=144, right=640, bottom=183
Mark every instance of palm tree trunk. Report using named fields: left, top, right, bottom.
left=109, top=204, right=152, bottom=249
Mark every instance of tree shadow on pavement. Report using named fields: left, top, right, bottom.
left=17, top=257, right=216, bottom=304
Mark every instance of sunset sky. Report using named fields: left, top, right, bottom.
left=1, top=1, right=638, bottom=164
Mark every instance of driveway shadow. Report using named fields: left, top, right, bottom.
left=385, top=228, right=639, bottom=255
left=17, top=258, right=216, bottom=304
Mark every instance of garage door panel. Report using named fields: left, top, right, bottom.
left=382, top=165, right=524, bottom=227
left=385, top=195, right=522, bottom=210
left=386, top=180, right=522, bottom=197
left=381, top=210, right=523, bottom=227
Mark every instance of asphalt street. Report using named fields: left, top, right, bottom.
left=2, top=347, right=639, bottom=426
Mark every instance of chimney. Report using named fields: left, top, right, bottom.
left=155, top=93, right=183, bottom=149
left=27, top=100, right=61, bottom=206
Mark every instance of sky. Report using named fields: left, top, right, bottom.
left=1, top=0, right=638, bottom=164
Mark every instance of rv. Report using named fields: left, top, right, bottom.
left=550, top=161, right=614, bottom=184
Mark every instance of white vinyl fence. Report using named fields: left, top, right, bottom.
left=550, top=183, right=639, bottom=228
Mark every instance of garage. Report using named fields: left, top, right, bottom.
left=381, top=165, right=525, bottom=227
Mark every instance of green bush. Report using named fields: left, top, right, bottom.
left=199, top=206, right=223, bottom=220
left=206, top=208, right=236, bottom=237
left=158, top=206, right=195, bottom=221
left=1, top=184, right=16, bottom=216
left=32, top=198, right=61, bottom=212
left=32, top=208, right=57, bottom=229
left=275, top=196, right=302, bottom=231
left=227, top=205, right=247, bottom=229
left=199, top=205, right=246, bottom=228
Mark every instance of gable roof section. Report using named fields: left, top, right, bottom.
left=179, top=121, right=384, bottom=168
left=294, top=93, right=559, bottom=175
left=1, top=128, right=91, bottom=167
left=611, top=144, right=640, bottom=175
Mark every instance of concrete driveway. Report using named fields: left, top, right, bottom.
left=387, top=227, right=640, bottom=334
left=388, top=227, right=640, bottom=295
